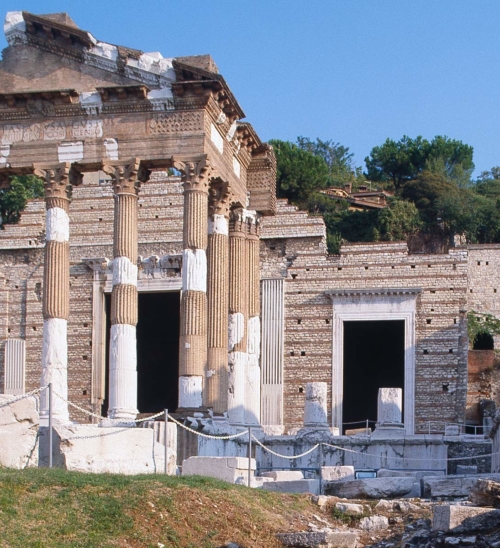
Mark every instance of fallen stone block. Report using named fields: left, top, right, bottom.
left=335, top=502, right=364, bottom=515
left=182, top=456, right=256, bottom=484
left=263, top=479, right=320, bottom=495
left=321, top=465, right=355, bottom=482
left=359, top=515, right=389, bottom=532
left=311, top=495, right=331, bottom=508
left=456, top=465, right=478, bottom=475
left=469, top=478, right=500, bottom=507
left=433, top=505, right=500, bottom=532
left=422, top=474, right=500, bottom=499
left=0, top=395, right=39, bottom=469
left=326, top=477, right=414, bottom=499
left=39, top=424, right=175, bottom=474
left=276, top=531, right=358, bottom=547
left=260, top=470, right=304, bottom=481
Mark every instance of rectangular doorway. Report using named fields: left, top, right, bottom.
left=342, top=320, right=404, bottom=434
left=103, top=291, right=180, bottom=415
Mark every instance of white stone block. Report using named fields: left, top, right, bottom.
left=182, top=456, right=256, bottom=484
left=103, top=138, right=119, bottom=160
left=182, top=248, right=207, bottom=292
left=232, top=156, right=241, bottom=178
left=260, top=470, right=304, bottom=481
left=433, top=505, right=500, bottom=532
left=210, top=123, right=224, bottom=154
left=0, top=144, right=10, bottom=165
left=58, top=141, right=84, bottom=162
left=178, top=376, right=202, bottom=408
left=335, top=502, right=364, bottom=516
left=228, top=351, right=247, bottom=424
left=247, top=316, right=260, bottom=356
left=46, top=207, right=69, bottom=243
left=377, top=387, right=403, bottom=424
left=112, top=256, right=138, bottom=287
left=262, top=479, right=320, bottom=495
left=228, top=312, right=244, bottom=350
left=40, top=318, right=69, bottom=421
left=304, top=382, right=328, bottom=427
left=321, top=465, right=355, bottom=481
left=327, top=477, right=414, bottom=499
left=0, top=395, right=39, bottom=468
left=208, top=214, right=228, bottom=235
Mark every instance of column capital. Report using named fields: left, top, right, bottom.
left=173, top=156, right=213, bottom=193
left=103, top=158, right=150, bottom=196
left=33, top=162, right=82, bottom=207
left=208, top=180, right=231, bottom=217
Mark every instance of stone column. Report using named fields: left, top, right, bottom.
left=245, top=212, right=261, bottom=424
left=34, top=163, right=81, bottom=422
left=206, top=181, right=230, bottom=413
left=228, top=208, right=248, bottom=424
left=175, top=159, right=212, bottom=410
left=103, top=160, right=148, bottom=421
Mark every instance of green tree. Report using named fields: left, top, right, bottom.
left=0, top=175, right=44, bottom=228
left=269, top=139, right=329, bottom=203
left=377, top=198, right=422, bottom=241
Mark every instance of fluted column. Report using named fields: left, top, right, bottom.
left=34, top=162, right=81, bottom=422
left=228, top=208, right=248, bottom=424
left=103, top=159, right=149, bottom=421
left=245, top=212, right=261, bottom=424
left=206, top=181, right=230, bottom=413
left=175, top=159, right=212, bottom=410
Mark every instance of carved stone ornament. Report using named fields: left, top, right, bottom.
left=33, top=162, right=82, bottom=201
left=208, top=179, right=231, bottom=217
left=173, top=156, right=214, bottom=192
left=102, top=159, right=150, bottom=196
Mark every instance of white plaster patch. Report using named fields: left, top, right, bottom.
left=211, top=123, right=224, bottom=154
left=4, top=12, right=25, bottom=43
left=0, top=144, right=10, bottom=166
left=46, top=207, right=70, bottom=243
left=232, top=156, right=241, bottom=178
left=90, top=41, right=118, bottom=61
left=182, top=249, right=207, bottom=292
left=247, top=316, right=261, bottom=356
left=245, top=364, right=261, bottom=425
left=147, top=87, right=174, bottom=110
left=58, top=141, right=84, bottom=163
left=242, top=208, right=257, bottom=223
left=103, top=138, right=119, bottom=160
left=227, top=351, right=247, bottom=424
left=108, top=324, right=138, bottom=420
left=228, top=312, right=245, bottom=351
left=40, top=318, right=69, bottom=421
left=208, top=215, right=228, bottom=236
left=226, top=121, right=238, bottom=141
left=79, top=91, right=102, bottom=115
left=112, top=257, right=138, bottom=286
left=179, top=376, right=203, bottom=408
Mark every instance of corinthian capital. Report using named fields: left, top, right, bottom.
left=173, top=156, right=214, bottom=192
left=208, top=180, right=231, bottom=217
left=103, top=158, right=150, bottom=196
left=33, top=162, right=82, bottom=205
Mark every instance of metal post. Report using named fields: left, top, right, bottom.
left=248, top=426, right=252, bottom=488
left=318, top=443, right=323, bottom=495
left=48, top=383, right=53, bottom=469
left=164, top=409, right=168, bottom=475
left=366, top=419, right=369, bottom=435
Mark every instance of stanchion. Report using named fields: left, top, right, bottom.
left=318, top=443, right=323, bottom=495
left=48, top=383, right=53, bottom=469
left=164, top=409, right=168, bottom=475
left=248, top=426, right=252, bottom=488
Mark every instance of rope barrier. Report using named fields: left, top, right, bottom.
left=0, top=386, right=45, bottom=409
left=167, top=413, right=248, bottom=440
left=252, top=435, right=320, bottom=459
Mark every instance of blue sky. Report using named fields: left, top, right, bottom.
left=2, top=1, right=499, bottom=176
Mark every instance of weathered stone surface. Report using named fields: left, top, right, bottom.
left=469, top=478, right=500, bottom=507
left=359, top=515, right=389, bottom=532
left=262, top=479, right=319, bottom=495
left=321, top=465, right=355, bottom=482
left=326, top=477, right=414, bottom=499
left=377, top=387, right=402, bottom=425
left=276, top=531, right=358, bottom=547
left=311, top=495, right=331, bottom=508
left=0, top=395, right=39, bottom=468
left=433, top=504, right=500, bottom=532
left=456, top=465, right=478, bottom=475
left=182, top=456, right=256, bottom=484
left=335, top=502, right=364, bottom=515
left=260, top=470, right=304, bottom=481
left=303, top=382, right=328, bottom=427
left=39, top=424, right=174, bottom=474
left=422, top=473, right=500, bottom=499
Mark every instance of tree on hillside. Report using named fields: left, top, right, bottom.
left=377, top=198, right=422, bottom=241
left=0, top=175, right=44, bottom=228
left=269, top=139, right=329, bottom=203
left=365, top=135, right=474, bottom=191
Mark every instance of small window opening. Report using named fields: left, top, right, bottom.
left=32, top=326, right=36, bottom=331
left=290, top=351, right=295, bottom=356
left=83, top=322, right=88, bottom=327
left=338, top=267, right=342, bottom=271
left=364, top=266, right=369, bottom=270
left=442, top=384, right=449, bottom=392
left=301, top=351, right=306, bottom=356
left=431, top=290, right=436, bottom=294
left=454, top=318, right=457, bottom=324
left=478, top=261, right=481, bottom=266
left=449, top=349, right=453, bottom=354
left=423, top=349, right=429, bottom=355
left=291, top=273, right=297, bottom=279
left=297, top=319, right=302, bottom=324
left=325, top=319, right=330, bottom=324
left=426, top=319, right=432, bottom=324
left=486, top=261, right=489, bottom=265
left=411, top=265, right=416, bottom=269
left=298, top=386, right=304, bottom=393
left=82, top=390, right=87, bottom=395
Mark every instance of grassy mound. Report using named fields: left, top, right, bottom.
left=0, top=468, right=327, bottom=548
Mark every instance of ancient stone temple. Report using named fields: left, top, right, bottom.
left=2, top=11, right=500, bottom=440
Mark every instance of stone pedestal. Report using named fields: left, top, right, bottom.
left=373, top=387, right=405, bottom=438
left=304, top=382, right=328, bottom=427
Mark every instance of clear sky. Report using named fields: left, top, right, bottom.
left=1, top=1, right=499, bottom=176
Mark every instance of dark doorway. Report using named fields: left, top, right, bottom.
left=343, top=320, right=404, bottom=434
left=473, top=332, right=494, bottom=350
left=102, top=291, right=180, bottom=416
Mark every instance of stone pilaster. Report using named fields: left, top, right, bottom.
left=206, top=181, right=230, bottom=413
left=103, top=159, right=149, bottom=421
left=34, top=162, right=81, bottom=422
left=175, top=158, right=212, bottom=410
left=245, top=212, right=261, bottom=424
left=228, top=208, right=248, bottom=424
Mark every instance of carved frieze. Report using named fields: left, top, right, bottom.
left=148, top=111, right=203, bottom=135
left=0, top=119, right=105, bottom=144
